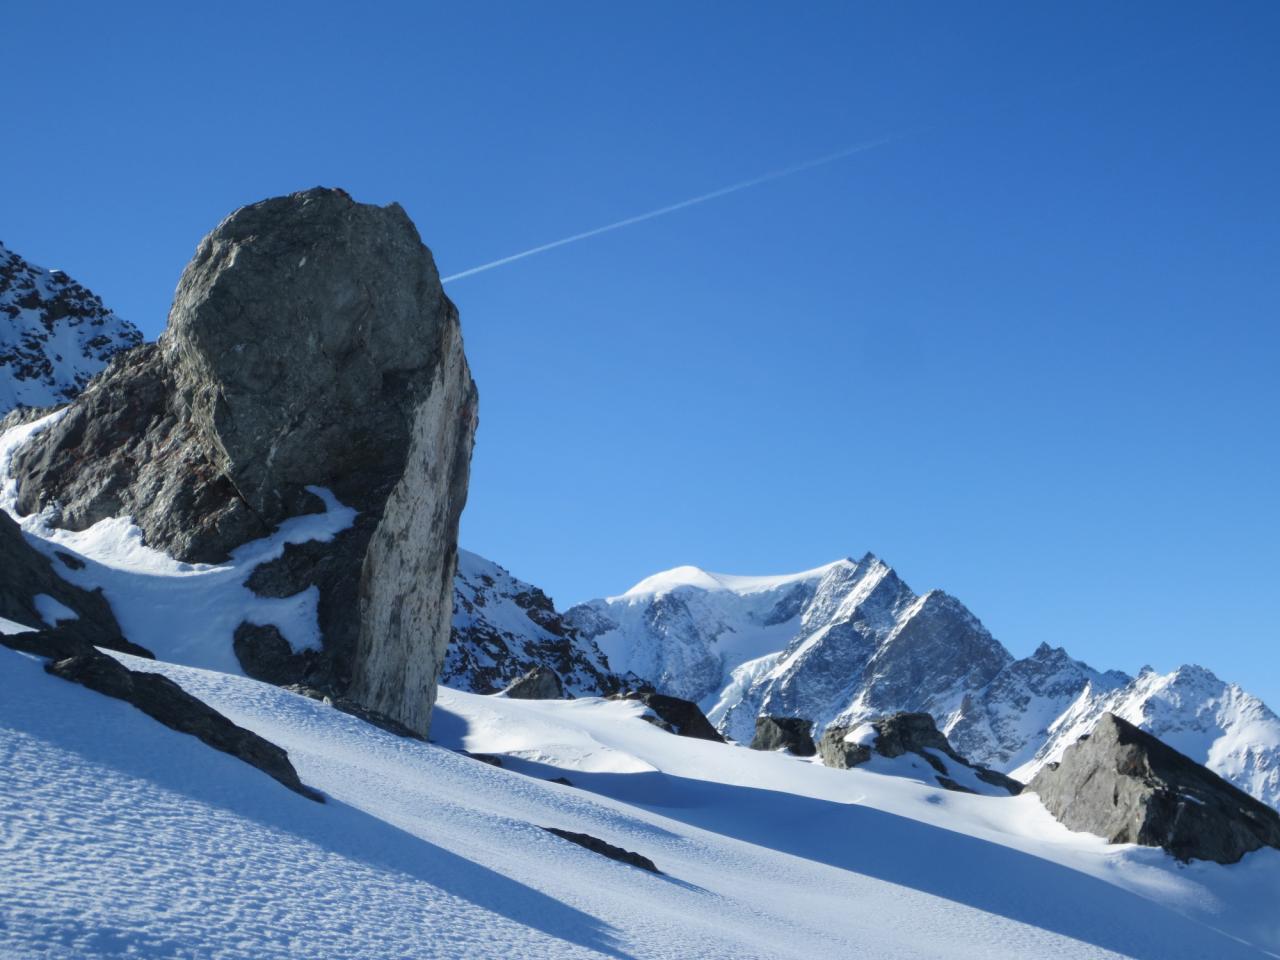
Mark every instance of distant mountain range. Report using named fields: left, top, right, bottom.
left=3, top=236, right=1275, bottom=812
left=0, top=242, right=141, bottom=414
left=452, top=552, right=1280, bottom=809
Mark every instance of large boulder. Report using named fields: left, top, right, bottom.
left=9, top=188, right=477, bottom=735
left=501, top=666, right=567, bottom=700
left=1029, top=713, right=1280, bottom=863
left=751, top=716, right=817, bottom=756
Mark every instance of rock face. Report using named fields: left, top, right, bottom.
left=448, top=550, right=622, bottom=696
left=0, top=510, right=135, bottom=653
left=9, top=189, right=477, bottom=735
left=502, top=666, right=566, bottom=700
left=0, top=241, right=143, bottom=414
left=751, top=716, right=816, bottom=756
left=1029, top=713, right=1280, bottom=864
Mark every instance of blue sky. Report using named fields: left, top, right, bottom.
left=5, top=3, right=1278, bottom=702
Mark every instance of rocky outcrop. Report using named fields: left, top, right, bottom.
left=751, top=716, right=816, bottom=757
left=818, top=712, right=1022, bottom=795
left=1029, top=713, right=1280, bottom=863
left=2, top=629, right=320, bottom=801
left=616, top=691, right=726, bottom=743
left=0, top=510, right=141, bottom=656
left=542, top=827, right=660, bottom=874
left=9, top=189, right=477, bottom=735
left=0, top=241, right=143, bottom=414
left=448, top=550, right=622, bottom=696
left=502, top=666, right=566, bottom=700
left=816, top=726, right=873, bottom=769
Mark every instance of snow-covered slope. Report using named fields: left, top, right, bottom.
left=571, top=555, right=1280, bottom=810
left=4, top=646, right=1278, bottom=959
left=0, top=241, right=142, bottom=414
left=448, top=550, right=620, bottom=695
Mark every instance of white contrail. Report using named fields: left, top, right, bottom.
left=440, top=134, right=897, bottom=283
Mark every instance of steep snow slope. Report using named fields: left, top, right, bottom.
left=574, top=555, right=1280, bottom=810
left=448, top=550, right=620, bottom=695
left=0, top=242, right=141, bottom=413
left=4, top=647, right=1277, bottom=959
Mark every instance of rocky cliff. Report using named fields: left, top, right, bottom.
left=6, top=188, right=477, bottom=735
left=447, top=550, right=622, bottom=696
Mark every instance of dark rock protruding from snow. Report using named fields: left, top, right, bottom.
left=1029, top=713, right=1280, bottom=864
left=0, top=510, right=138, bottom=655
left=751, top=716, right=817, bottom=757
left=542, top=827, right=660, bottom=874
left=1, top=630, right=320, bottom=801
left=10, top=189, right=477, bottom=736
left=816, top=727, right=873, bottom=770
left=449, top=550, right=622, bottom=696
left=818, top=712, right=1023, bottom=796
left=0, top=241, right=143, bottom=414
left=615, top=691, right=726, bottom=743
left=502, top=666, right=566, bottom=700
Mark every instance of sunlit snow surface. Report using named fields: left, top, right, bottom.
left=0, top=411, right=356, bottom=672
left=3, top=418, right=1280, bottom=957
left=3, top=651, right=1278, bottom=960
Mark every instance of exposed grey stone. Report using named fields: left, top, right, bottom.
left=0, top=510, right=140, bottom=656
left=10, top=188, right=477, bottom=736
left=542, top=827, right=660, bottom=874
left=349, top=302, right=476, bottom=734
left=614, top=691, right=726, bottom=743
left=816, top=727, right=872, bottom=769
left=233, top=622, right=319, bottom=687
left=751, top=716, right=817, bottom=756
left=501, top=665, right=567, bottom=700
left=1029, top=713, right=1280, bottom=864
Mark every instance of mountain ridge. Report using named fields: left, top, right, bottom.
left=0, top=241, right=142, bottom=414
left=551, top=553, right=1280, bottom=809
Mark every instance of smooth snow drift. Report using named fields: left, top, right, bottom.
left=4, top=648, right=1279, bottom=959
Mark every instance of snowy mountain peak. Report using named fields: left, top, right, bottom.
left=614, top=558, right=852, bottom=602
left=574, top=552, right=1280, bottom=810
left=0, top=241, right=142, bottom=414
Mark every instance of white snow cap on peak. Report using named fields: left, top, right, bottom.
left=616, top=557, right=857, bottom=601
